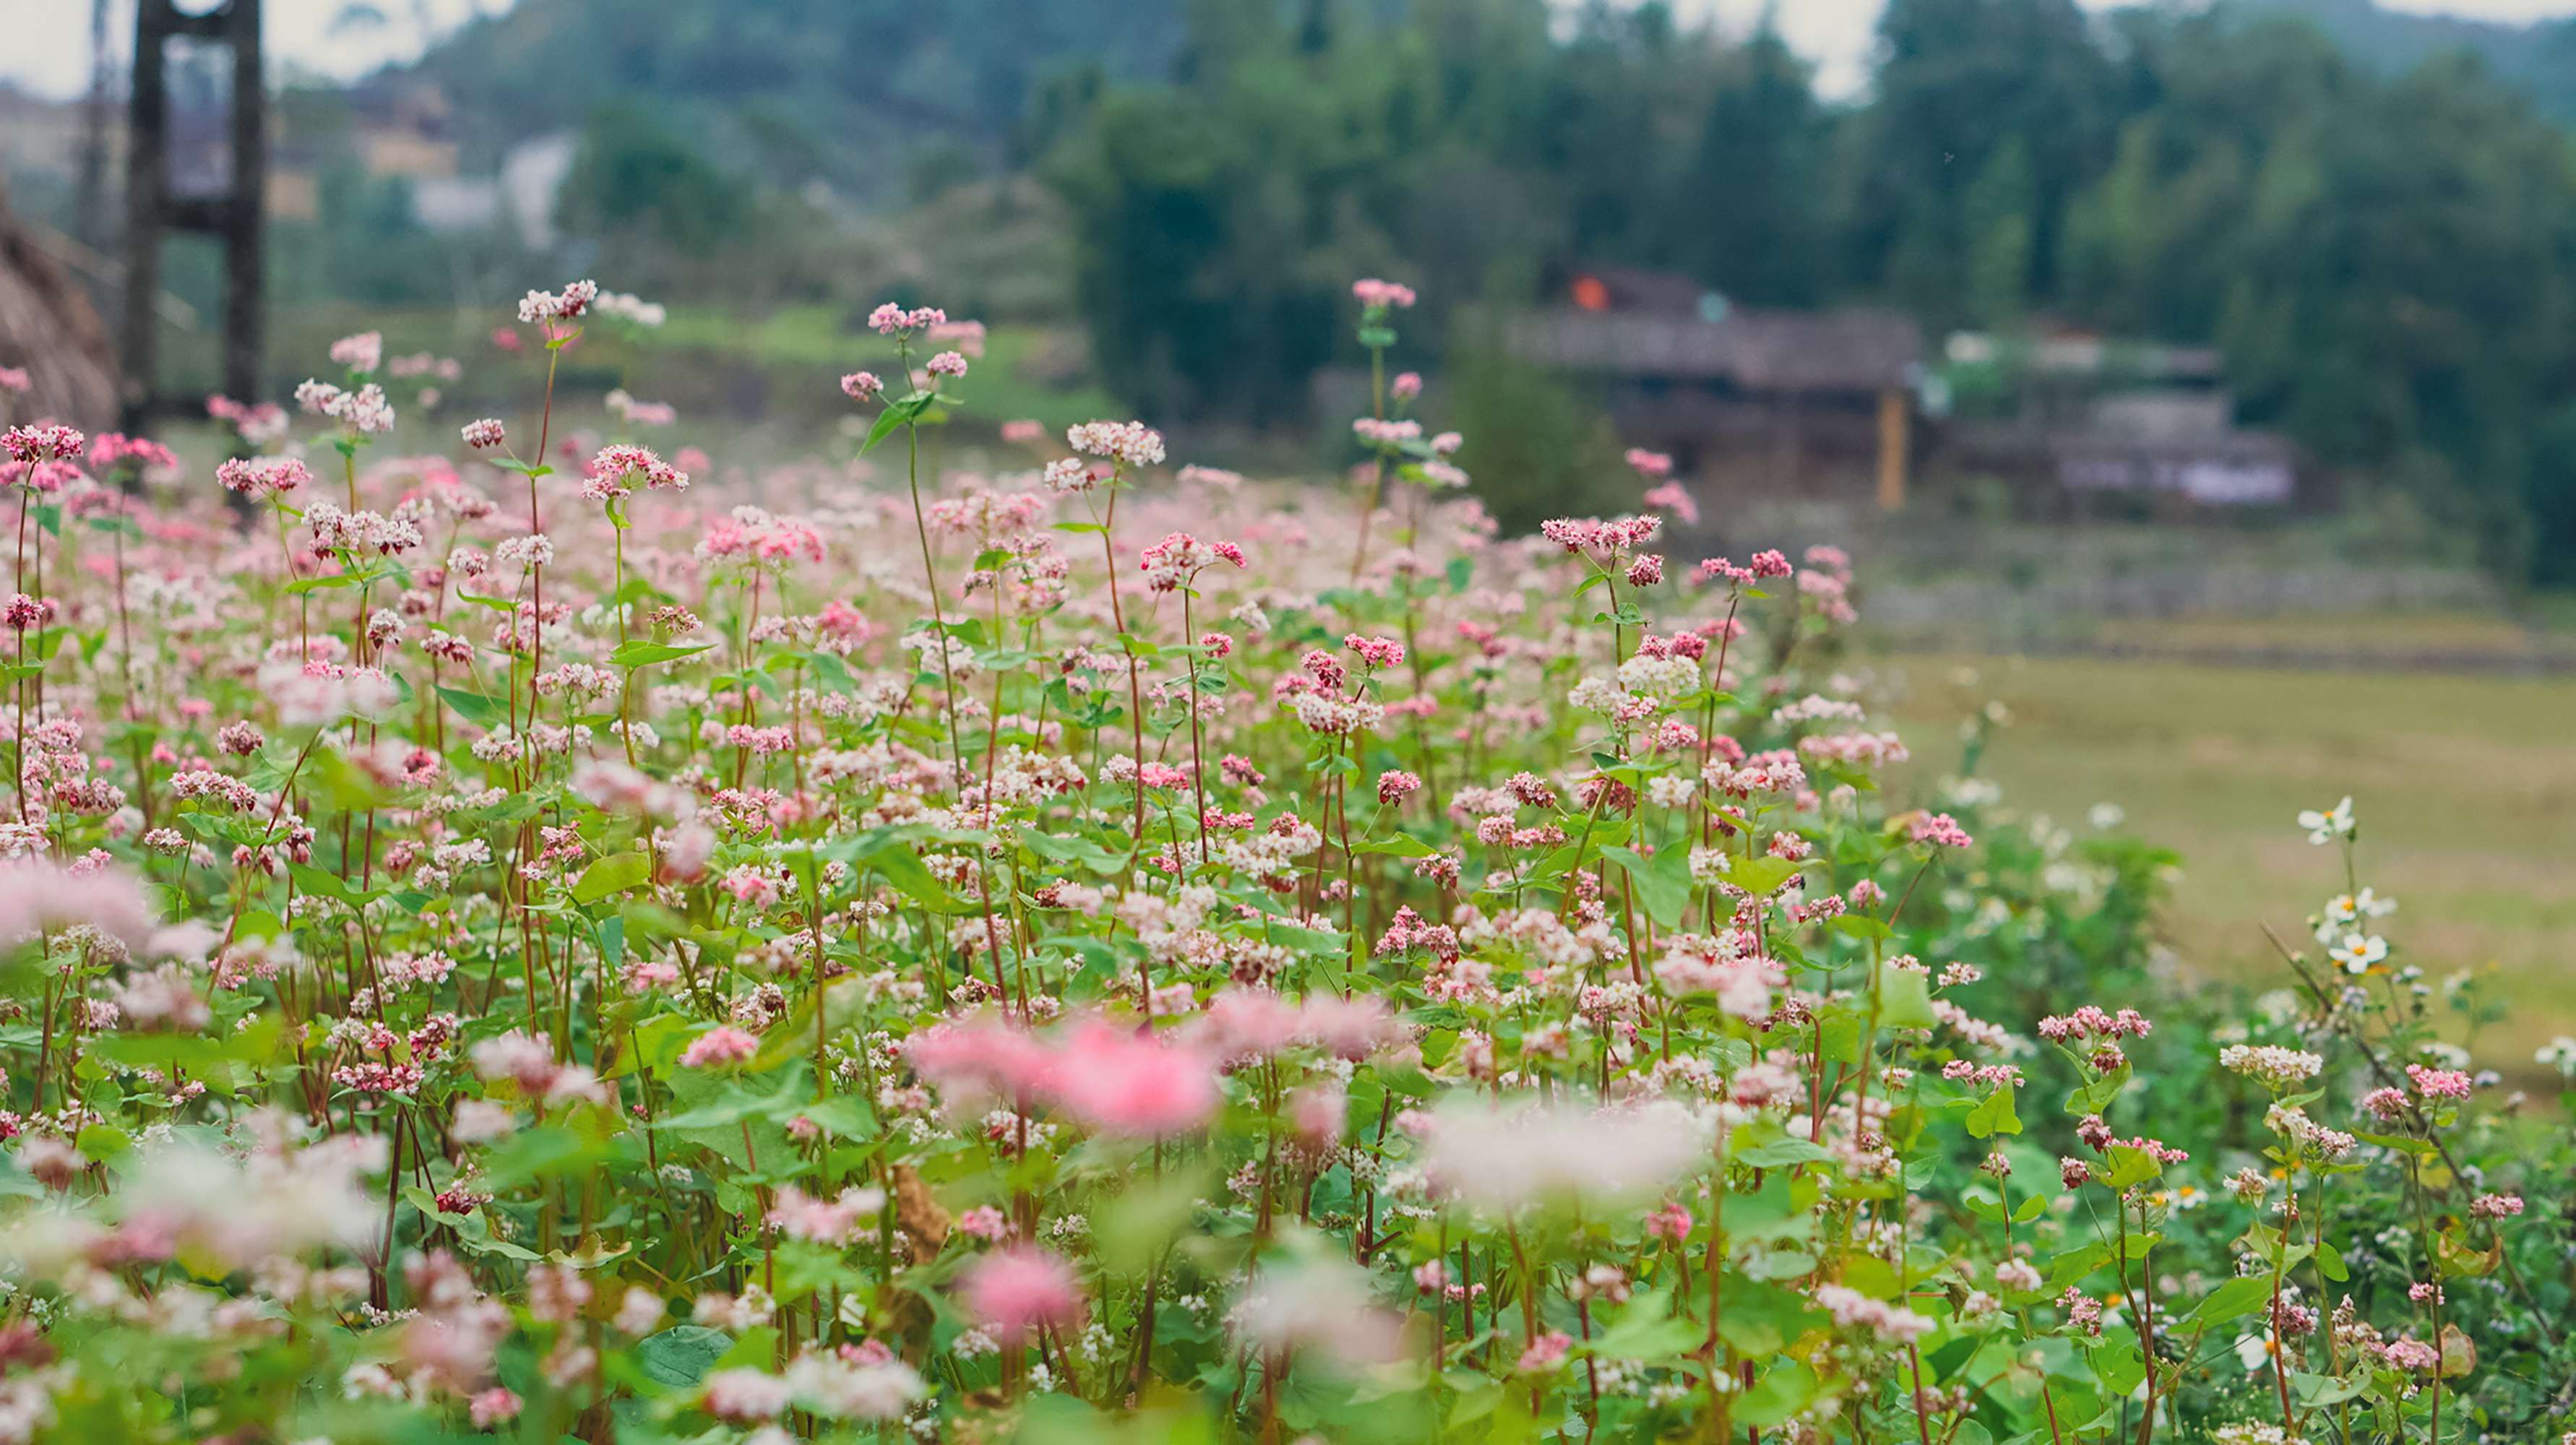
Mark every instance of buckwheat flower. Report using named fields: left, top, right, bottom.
left=2296, top=795, right=2356, bottom=844
left=1911, top=812, right=1973, bottom=848
left=329, top=330, right=383, bottom=374
left=595, top=289, right=665, bottom=326
left=518, top=279, right=598, bottom=325
left=1049, top=1020, right=1219, bottom=1137
left=1352, top=278, right=1418, bottom=310
left=1377, top=769, right=1422, bottom=806
left=1139, top=532, right=1246, bottom=592
left=1345, top=633, right=1405, bottom=669
left=216, top=455, right=310, bottom=499
left=459, top=417, right=507, bottom=452
left=467, top=1386, right=520, bottom=1427
left=960, top=1246, right=1082, bottom=1342
left=702, top=1368, right=792, bottom=1422
left=680, top=1026, right=761, bottom=1069
left=1814, top=1283, right=1934, bottom=1343
left=584, top=443, right=689, bottom=496
left=1994, top=1259, right=2043, bottom=1293
left=2406, top=1062, right=2473, bottom=1099
left=1624, top=447, right=1672, bottom=478
left=839, top=371, right=883, bottom=401
left=1421, top=1097, right=1702, bottom=1212
left=1067, top=419, right=1166, bottom=469
left=926, top=350, right=968, bottom=379
left=2470, top=1192, right=2524, bottom=1220
left=2379, top=1337, right=2437, bottom=1373
left=0, top=857, right=158, bottom=952
left=1515, top=1330, right=1574, bottom=1373
left=2, top=423, right=86, bottom=464
left=1232, top=1256, right=1404, bottom=1369
left=785, top=1349, right=924, bottom=1420
left=615, top=1287, right=665, bottom=1335
left=494, top=533, right=554, bottom=571
left=2218, top=1044, right=2325, bottom=1091
left=766, top=1184, right=886, bottom=1245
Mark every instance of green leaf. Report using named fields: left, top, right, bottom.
left=857, top=392, right=937, bottom=455
left=75, top=1123, right=132, bottom=1164
left=1728, top=855, right=1801, bottom=895
left=1588, top=1290, right=1702, bottom=1360
left=2101, top=1143, right=2164, bottom=1191
left=571, top=850, right=653, bottom=905
left=1877, top=964, right=1938, bottom=1031
left=1731, top=1125, right=1832, bottom=1169
left=869, top=845, right=971, bottom=915
left=2184, top=1274, right=2275, bottom=1329
left=1605, top=845, right=1691, bottom=928
left=1733, top=1358, right=1821, bottom=1428
left=635, top=1325, right=733, bottom=1389
left=437, top=687, right=512, bottom=730
left=608, top=639, right=715, bottom=668
left=1965, top=1087, right=2021, bottom=1139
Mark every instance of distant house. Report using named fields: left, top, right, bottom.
left=1501, top=266, right=1925, bottom=511
left=1934, top=327, right=2300, bottom=512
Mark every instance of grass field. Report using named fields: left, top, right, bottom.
left=1877, top=650, right=2576, bottom=1076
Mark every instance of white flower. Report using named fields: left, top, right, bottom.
left=2536, top=1036, right=2576, bottom=1078
left=2296, top=795, right=2355, bottom=845
left=2326, top=933, right=2387, bottom=975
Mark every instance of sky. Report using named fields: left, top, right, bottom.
left=7, top=0, right=2576, bottom=102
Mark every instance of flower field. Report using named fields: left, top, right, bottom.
left=0, top=279, right=2565, bottom=1444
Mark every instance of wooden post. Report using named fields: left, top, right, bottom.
left=1876, top=387, right=1910, bottom=512
left=120, top=0, right=264, bottom=431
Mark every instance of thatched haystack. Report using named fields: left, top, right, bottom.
left=0, top=183, right=119, bottom=429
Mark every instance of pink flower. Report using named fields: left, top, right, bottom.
left=2, top=423, right=86, bottom=464
left=460, top=418, right=507, bottom=450
left=1377, top=769, right=1422, bottom=806
left=1642, top=1202, right=1692, bottom=1244
left=1515, top=1330, right=1573, bottom=1373
left=767, top=1184, right=884, bottom=1245
left=1140, top=532, right=1247, bottom=592
left=1048, top=1022, right=1218, bottom=1138
left=1641, top=480, right=1698, bottom=525
left=2406, top=1063, right=2473, bottom=1099
left=840, top=371, right=884, bottom=400
left=926, top=350, right=968, bottom=379
left=468, top=1386, right=521, bottom=1427
left=960, top=1246, right=1082, bottom=1342
left=217, top=455, right=310, bottom=499
left=1344, top=633, right=1405, bottom=670
left=702, top=1367, right=792, bottom=1421
left=680, top=1026, right=761, bottom=1069
left=330, top=330, right=384, bottom=374
left=1352, top=278, right=1418, bottom=311
left=903, top=1017, right=1056, bottom=1102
